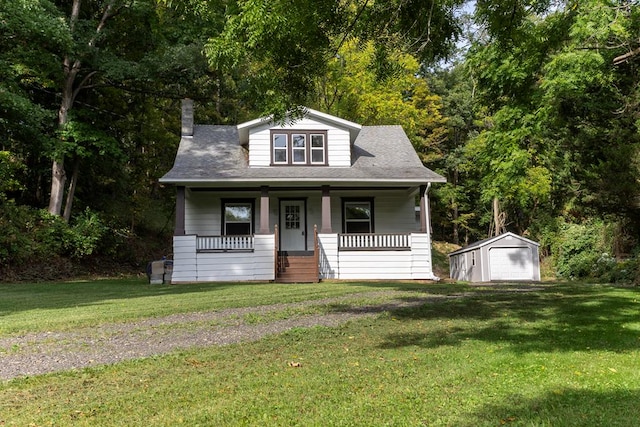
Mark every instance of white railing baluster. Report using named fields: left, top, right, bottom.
left=196, top=235, right=254, bottom=252
left=337, top=233, right=411, bottom=251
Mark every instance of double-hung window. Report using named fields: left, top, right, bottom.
left=343, top=199, right=374, bottom=233
left=292, top=134, right=306, bottom=164
left=222, top=200, right=254, bottom=235
left=273, top=134, right=288, bottom=164
left=310, top=134, right=326, bottom=164
left=271, top=130, right=327, bottom=165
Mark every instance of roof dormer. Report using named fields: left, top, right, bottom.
left=237, top=108, right=361, bottom=168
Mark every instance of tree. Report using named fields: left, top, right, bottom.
left=203, top=0, right=465, bottom=119
left=427, top=64, right=484, bottom=244
left=1, top=0, right=231, bottom=222
left=312, top=39, right=447, bottom=157
left=464, top=0, right=640, bottom=247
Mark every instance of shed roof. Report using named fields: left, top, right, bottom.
left=159, top=124, right=445, bottom=186
left=448, top=232, right=539, bottom=257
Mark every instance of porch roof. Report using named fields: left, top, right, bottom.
left=159, top=124, right=445, bottom=186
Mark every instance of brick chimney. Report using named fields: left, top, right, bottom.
left=181, top=98, right=194, bottom=136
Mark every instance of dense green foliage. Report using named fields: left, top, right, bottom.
left=1, top=0, right=639, bottom=283
left=429, top=0, right=640, bottom=282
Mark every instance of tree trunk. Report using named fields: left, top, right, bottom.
left=48, top=158, right=66, bottom=215
left=452, top=169, right=459, bottom=245
left=62, top=156, right=80, bottom=222
left=492, top=197, right=506, bottom=237
left=48, top=89, right=73, bottom=216
left=493, top=197, right=499, bottom=236
left=48, top=0, right=81, bottom=216
left=47, top=0, right=116, bottom=217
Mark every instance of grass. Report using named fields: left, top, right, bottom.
left=1, top=280, right=640, bottom=426
left=0, top=278, right=397, bottom=335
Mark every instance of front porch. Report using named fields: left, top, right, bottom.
left=170, top=230, right=436, bottom=283
left=168, top=184, right=437, bottom=283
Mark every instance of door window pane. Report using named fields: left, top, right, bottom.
left=285, top=205, right=300, bottom=229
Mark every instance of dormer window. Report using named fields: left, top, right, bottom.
left=271, top=130, right=327, bottom=165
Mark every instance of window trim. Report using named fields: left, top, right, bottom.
left=341, top=198, right=375, bottom=234
left=221, top=198, right=255, bottom=235
left=310, top=133, right=326, bottom=164
left=270, top=130, right=328, bottom=166
left=272, top=133, right=288, bottom=164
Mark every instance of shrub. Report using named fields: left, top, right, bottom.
left=549, top=218, right=639, bottom=284
left=551, top=219, right=609, bottom=280
left=67, top=208, right=107, bottom=258
left=0, top=198, right=34, bottom=265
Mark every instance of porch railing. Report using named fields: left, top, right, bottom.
left=338, top=233, right=411, bottom=251
left=275, top=224, right=284, bottom=274
left=196, top=235, right=254, bottom=252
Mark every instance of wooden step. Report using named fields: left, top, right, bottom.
left=277, top=256, right=318, bottom=283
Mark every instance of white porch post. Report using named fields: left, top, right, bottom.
left=259, top=185, right=270, bottom=234
left=321, top=185, right=332, bottom=233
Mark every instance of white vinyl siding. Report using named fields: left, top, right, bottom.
left=248, top=117, right=351, bottom=167
left=185, top=191, right=261, bottom=236
left=172, top=235, right=197, bottom=282
left=317, top=233, right=437, bottom=280
left=331, top=191, right=418, bottom=234
left=171, top=235, right=274, bottom=283
left=185, top=191, right=220, bottom=235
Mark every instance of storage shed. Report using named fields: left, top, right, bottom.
left=448, top=232, right=541, bottom=282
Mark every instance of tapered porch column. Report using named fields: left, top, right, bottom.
left=321, top=185, right=332, bottom=233
left=259, top=186, right=270, bottom=234
left=175, top=186, right=186, bottom=236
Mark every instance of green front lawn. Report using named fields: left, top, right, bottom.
left=1, top=280, right=639, bottom=426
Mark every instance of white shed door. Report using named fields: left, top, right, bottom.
left=489, top=247, right=533, bottom=281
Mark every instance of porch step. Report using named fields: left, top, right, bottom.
left=277, top=255, right=319, bottom=283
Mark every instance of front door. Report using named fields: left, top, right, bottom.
left=280, top=200, right=306, bottom=252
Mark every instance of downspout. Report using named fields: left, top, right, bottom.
left=424, top=182, right=439, bottom=281
left=424, top=183, right=432, bottom=236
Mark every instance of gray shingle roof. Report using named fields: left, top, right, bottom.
left=160, top=124, right=445, bottom=186
left=448, top=232, right=540, bottom=256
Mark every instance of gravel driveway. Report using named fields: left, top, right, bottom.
left=0, top=290, right=455, bottom=381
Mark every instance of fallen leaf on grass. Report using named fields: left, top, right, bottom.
left=288, top=361, right=302, bottom=368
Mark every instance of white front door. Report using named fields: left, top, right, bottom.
left=280, top=200, right=306, bottom=251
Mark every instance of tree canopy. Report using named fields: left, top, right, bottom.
left=1, top=0, right=640, bottom=282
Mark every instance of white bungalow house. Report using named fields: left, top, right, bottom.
left=159, top=100, right=446, bottom=283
